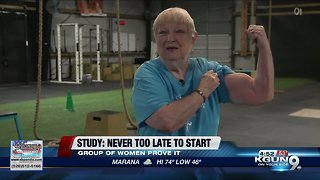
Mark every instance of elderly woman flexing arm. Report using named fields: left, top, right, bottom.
left=132, top=7, right=274, bottom=136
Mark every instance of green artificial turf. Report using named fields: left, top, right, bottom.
left=274, top=77, right=316, bottom=92
left=0, top=89, right=134, bottom=147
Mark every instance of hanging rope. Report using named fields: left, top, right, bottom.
left=116, top=0, right=137, bottom=129
left=268, top=0, right=272, bottom=44
left=251, top=0, right=256, bottom=69
left=32, top=0, right=137, bottom=144
left=33, top=0, right=60, bottom=146
left=33, top=0, right=43, bottom=140
left=240, top=0, right=248, bottom=56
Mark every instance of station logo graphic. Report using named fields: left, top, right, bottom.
left=255, top=150, right=301, bottom=171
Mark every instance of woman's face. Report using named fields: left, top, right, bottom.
left=155, top=22, right=197, bottom=62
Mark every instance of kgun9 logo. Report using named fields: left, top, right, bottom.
left=255, top=150, right=301, bottom=171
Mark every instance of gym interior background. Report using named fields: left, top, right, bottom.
left=0, top=0, right=319, bottom=147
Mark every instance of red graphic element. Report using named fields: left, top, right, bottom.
left=276, top=150, right=288, bottom=157
left=58, top=136, right=76, bottom=157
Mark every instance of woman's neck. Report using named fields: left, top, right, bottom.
left=160, top=58, right=189, bottom=80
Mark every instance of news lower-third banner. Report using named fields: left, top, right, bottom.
left=1, top=136, right=320, bottom=172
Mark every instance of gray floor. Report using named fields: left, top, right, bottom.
left=219, top=82, right=320, bottom=147
left=1, top=81, right=319, bottom=147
